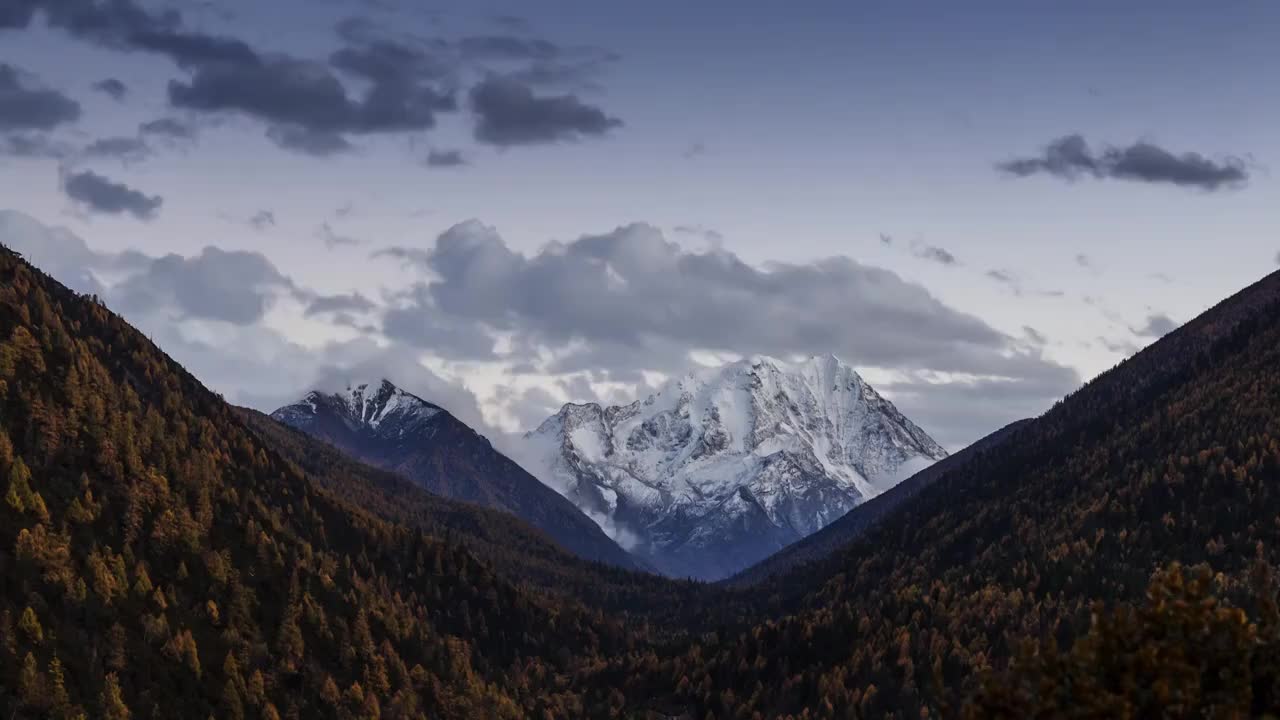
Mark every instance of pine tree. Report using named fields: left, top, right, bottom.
left=100, top=673, right=131, bottom=720
left=18, top=606, right=42, bottom=644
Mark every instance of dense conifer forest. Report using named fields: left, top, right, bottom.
left=6, top=241, right=1280, bottom=718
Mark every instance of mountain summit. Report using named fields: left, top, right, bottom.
left=272, top=379, right=642, bottom=570
left=516, top=354, right=948, bottom=579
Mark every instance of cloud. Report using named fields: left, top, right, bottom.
left=171, top=53, right=455, bottom=151
left=305, top=292, right=376, bottom=317
left=998, top=134, right=1249, bottom=190
left=4, top=0, right=255, bottom=68
left=468, top=76, right=621, bottom=146
left=1132, top=312, right=1178, bottom=338
left=672, top=225, right=724, bottom=243
left=111, top=246, right=294, bottom=325
left=390, top=221, right=1078, bottom=428
left=139, top=117, right=198, bottom=141
left=879, top=368, right=1076, bottom=450
left=92, top=77, right=127, bottom=100
left=424, top=148, right=466, bottom=167
left=266, top=125, right=353, bottom=156
left=81, top=136, right=152, bottom=163
left=382, top=284, right=499, bottom=361
left=248, top=210, right=275, bottom=230
left=1022, top=326, right=1047, bottom=345
left=0, top=133, right=70, bottom=159
left=913, top=244, right=959, bottom=266
left=330, top=33, right=453, bottom=86
left=879, top=233, right=893, bottom=246
left=371, top=245, right=432, bottom=269
left=62, top=169, right=163, bottom=219
left=0, top=212, right=480, bottom=432
left=316, top=223, right=363, bottom=249
left=0, top=210, right=148, bottom=295
left=985, top=268, right=1020, bottom=292
left=9, top=2, right=458, bottom=151
left=0, top=63, right=81, bottom=130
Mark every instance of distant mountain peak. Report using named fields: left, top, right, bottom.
left=271, top=378, right=642, bottom=570
left=277, top=378, right=442, bottom=435
left=515, top=353, right=947, bottom=580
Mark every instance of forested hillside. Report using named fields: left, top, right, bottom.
left=586, top=269, right=1280, bottom=717
left=0, top=245, right=643, bottom=718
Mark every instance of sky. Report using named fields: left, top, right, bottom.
left=0, top=0, right=1277, bottom=450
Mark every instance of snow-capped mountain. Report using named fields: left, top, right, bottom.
left=272, top=378, right=445, bottom=442
left=515, top=355, right=948, bottom=579
left=270, top=379, right=643, bottom=571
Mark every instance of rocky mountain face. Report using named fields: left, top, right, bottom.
left=271, top=379, right=643, bottom=570
left=515, top=355, right=948, bottom=579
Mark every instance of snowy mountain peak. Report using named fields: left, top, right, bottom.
left=515, top=354, right=947, bottom=580
left=273, top=378, right=443, bottom=435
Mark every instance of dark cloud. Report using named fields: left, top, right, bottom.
left=316, top=223, right=362, bottom=249
left=3, top=0, right=254, bottom=68
left=469, top=76, right=621, bottom=146
left=248, top=210, right=275, bottom=230
left=92, top=77, right=127, bottom=100
left=424, top=148, right=466, bottom=167
left=12, top=2, right=458, bottom=149
left=82, top=135, right=152, bottom=163
left=0, top=63, right=82, bottom=130
left=112, top=246, right=294, bottom=324
left=62, top=169, right=163, bottom=219
left=998, top=134, right=1249, bottom=190
left=170, top=52, right=455, bottom=150
left=266, top=125, right=353, bottom=156
left=330, top=36, right=453, bottom=86
left=1132, top=312, right=1178, bottom=338
left=913, top=244, right=959, bottom=266
left=139, top=117, right=198, bottom=141
left=305, top=292, right=376, bottom=317
left=0, top=133, right=70, bottom=159
left=371, top=245, right=431, bottom=269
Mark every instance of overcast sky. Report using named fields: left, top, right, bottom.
left=1, top=0, right=1276, bottom=449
